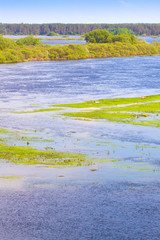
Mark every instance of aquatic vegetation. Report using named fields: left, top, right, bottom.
left=115, top=161, right=159, bottom=172
left=0, top=143, right=87, bottom=166
left=52, top=94, right=160, bottom=108
left=0, top=176, right=23, bottom=179
left=13, top=108, right=62, bottom=114
left=0, top=128, right=13, bottom=133
left=0, top=127, right=92, bottom=166
left=0, top=126, right=159, bottom=176
left=57, top=94, right=160, bottom=127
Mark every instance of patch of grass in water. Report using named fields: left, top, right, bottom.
left=13, top=108, right=62, bottom=114
left=103, top=101, right=160, bottom=113
left=0, top=176, right=23, bottom=179
left=0, top=143, right=88, bottom=166
left=0, top=128, right=13, bottom=134
left=59, top=95, right=160, bottom=127
left=114, top=160, right=160, bottom=172
left=51, top=94, right=160, bottom=108
left=20, top=136, right=54, bottom=143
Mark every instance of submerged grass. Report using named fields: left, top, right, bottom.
left=0, top=176, right=23, bottom=179
left=13, top=108, right=62, bottom=114
left=0, top=143, right=87, bottom=166
left=0, top=128, right=88, bottom=166
left=52, top=94, right=160, bottom=108
left=58, top=94, right=160, bottom=127
left=0, top=127, right=159, bottom=173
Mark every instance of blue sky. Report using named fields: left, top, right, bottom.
left=0, top=0, right=160, bottom=23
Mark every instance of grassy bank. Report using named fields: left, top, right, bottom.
left=1, top=36, right=160, bottom=63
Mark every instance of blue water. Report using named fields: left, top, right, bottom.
left=3, top=35, right=86, bottom=45
left=0, top=56, right=160, bottom=109
left=42, top=39, right=86, bottom=45
left=4, top=34, right=160, bottom=46
left=139, top=36, right=160, bottom=43
left=0, top=56, right=160, bottom=239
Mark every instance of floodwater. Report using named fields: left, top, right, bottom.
left=0, top=57, right=160, bottom=239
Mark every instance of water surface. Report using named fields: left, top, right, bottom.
left=0, top=56, right=160, bottom=239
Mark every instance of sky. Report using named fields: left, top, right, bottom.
left=0, top=0, right=160, bottom=24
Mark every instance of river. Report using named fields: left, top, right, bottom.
left=0, top=57, right=160, bottom=240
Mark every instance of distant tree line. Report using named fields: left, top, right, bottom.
left=0, top=23, right=160, bottom=36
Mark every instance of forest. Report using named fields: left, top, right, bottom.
left=0, top=23, right=160, bottom=36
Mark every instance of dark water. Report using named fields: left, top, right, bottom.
left=1, top=182, right=160, bottom=240
left=0, top=57, right=160, bottom=239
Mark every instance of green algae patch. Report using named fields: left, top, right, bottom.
left=0, top=143, right=88, bottom=166
left=59, top=95, right=160, bottom=127
left=0, top=128, right=14, bottom=134
left=0, top=176, right=23, bottom=180
left=52, top=94, right=160, bottom=108
left=104, top=101, right=160, bottom=113
left=115, top=162, right=159, bottom=173
left=13, top=108, right=62, bottom=114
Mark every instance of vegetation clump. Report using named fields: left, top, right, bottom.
left=0, top=34, right=160, bottom=63
left=47, top=31, right=59, bottom=36
left=0, top=141, right=88, bottom=166
left=0, top=35, right=15, bottom=50
left=16, top=36, right=42, bottom=46
left=85, top=29, right=137, bottom=44
left=53, top=95, right=160, bottom=128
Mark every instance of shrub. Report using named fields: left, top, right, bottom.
left=16, top=36, right=42, bottom=46
left=85, top=29, right=137, bottom=44
left=0, top=36, right=15, bottom=50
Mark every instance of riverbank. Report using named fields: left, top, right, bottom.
left=1, top=41, right=160, bottom=63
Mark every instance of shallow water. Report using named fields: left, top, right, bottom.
left=0, top=56, right=160, bottom=239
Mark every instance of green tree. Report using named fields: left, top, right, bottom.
left=110, top=28, right=133, bottom=35
left=85, top=29, right=137, bottom=44
left=16, top=36, right=42, bottom=46
left=85, top=29, right=110, bottom=43
left=0, top=36, right=15, bottom=50
left=47, top=31, right=58, bottom=36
